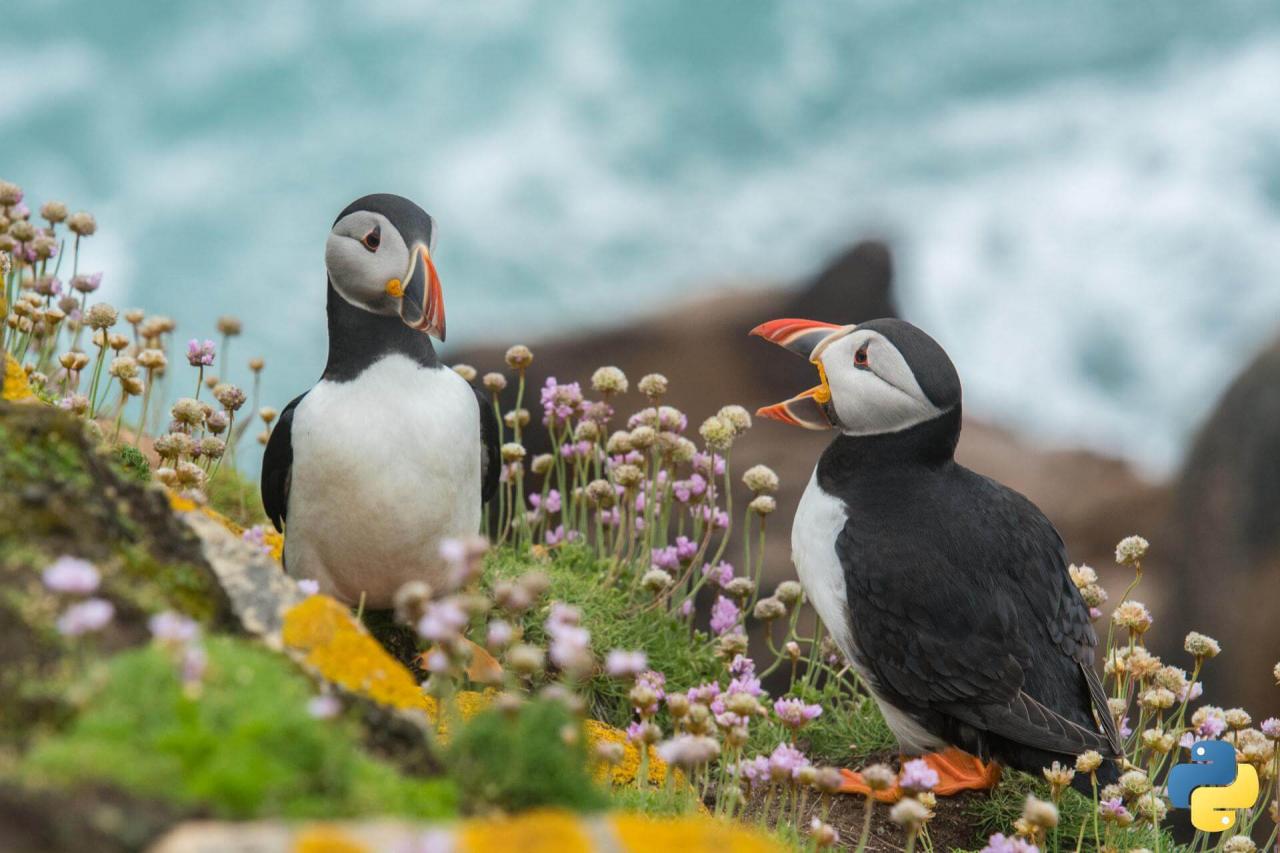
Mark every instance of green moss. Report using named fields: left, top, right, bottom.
left=21, top=637, right=457, bottom=820
left=112, top=444, right=151, bottom=483
left=485, top=544, right=720, bottom=727
left=447, top=696, right=608, bottom=814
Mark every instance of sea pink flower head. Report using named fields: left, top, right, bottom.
left=774, top=697, right=823, bottom=729
left=308, top=694, right=342, bottom=719
left=605, top=649, right=648, bottom=678
left=651, top=545, right=679, bottom=571
left=540, top=377, right=583, bottom=427
left=692, top=452, right=725, bottom=477
left=529, top=489, right=562, bottom=515
left=186, top=338, right=216, bottom=367
left=242, top=525, right=271, bottom=554
left=148, top=610, right=200, bottom=645
left=675, top=536, right=698, bottom=562
left=42, top=556, right=100, bottom=594
left=710, top=595, right=740, bottom=635
left=416, top=599, right=467, bottom=642
left=545, top=525, right=580, bottom=546
left=981, top=833, right=1040, bottom=853
left=767, top=742, right=810, bottom=781
left=297, top=578, right=320, bottom=595
left=702, top=560, right=734, bottom=588
left=899, top=757, right=939, bottom=793
left=56, top=597, right=114, bottom=636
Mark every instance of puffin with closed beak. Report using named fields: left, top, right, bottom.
left=751, top=317, right=1120, bottom=798
left=262, top=194, right=499, bottom=607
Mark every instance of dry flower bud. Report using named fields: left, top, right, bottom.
left=482, top=372, right=507, bottom=393
left=591, top=366, right=628, bottom=395
left=637, top=373, right=668, bottom=398
left=504, top=345, right=533, bottom=370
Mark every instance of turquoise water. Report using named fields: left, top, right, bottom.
left=5, top=1, right=1280, bottom=471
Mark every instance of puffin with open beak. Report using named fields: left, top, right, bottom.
left=262, top=194, right=499, bottom=607
left=752, top=317, right=1120, bottom=798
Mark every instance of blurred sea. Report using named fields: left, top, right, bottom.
left=5, top=1, right=1280, bottom=473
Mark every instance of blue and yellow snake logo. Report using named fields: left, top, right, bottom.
left=1167, top=740, right=1260, bottom=832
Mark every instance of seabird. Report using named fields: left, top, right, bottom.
left=262, top=193, right=499, bottom=607
left=751, top=317, right=1121, bottom=797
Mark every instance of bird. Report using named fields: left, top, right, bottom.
left=261, top=193, right=499, bottom=608
left=750, top=316, right=1121, bottom=799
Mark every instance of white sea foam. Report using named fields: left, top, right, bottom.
left=3, top=2, right=1279, bottom=473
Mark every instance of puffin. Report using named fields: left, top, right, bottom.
left=262, top=194, right=499, bottom=607
left=751, top=317, right=1120, bottom=798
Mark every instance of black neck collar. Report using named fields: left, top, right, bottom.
left=322, top=281, right=438, bottom=382
left=817, top=405, right=962, bottom=486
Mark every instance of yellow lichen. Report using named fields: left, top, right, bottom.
left=457, top=809, right=592, bottom=853
left=609, top=814, right=785, bottom=853
left=167, top=489, right=284, bottom=563
left=291, top=826, right=370, bottom=853
left=282, top=595, right=430, bottom=712
left=584, top=719, right=672, bottom=786
left=2, top=353, right=34, bottom=402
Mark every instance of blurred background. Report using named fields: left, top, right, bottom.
left=6, top=1, right=1280, bottom=709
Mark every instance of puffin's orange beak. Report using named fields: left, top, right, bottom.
left=398, top=244, right=446, bottom=340
left=750, top=318, right=845, bottom=430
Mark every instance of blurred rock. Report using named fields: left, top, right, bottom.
left=1164, top=333, right=1280, bottom=713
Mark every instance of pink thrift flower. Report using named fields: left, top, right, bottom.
left=899, top=757, right=939, bottom=792
left=42, top=556, right=100, bottom=594
left=56, top=597, right=114, bottom=635
left=710, top=595, right=740, bottom=635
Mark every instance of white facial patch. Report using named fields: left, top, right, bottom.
left=325, top=211, right=411, bottom=315
left=816, top=330, right=945, bottom=435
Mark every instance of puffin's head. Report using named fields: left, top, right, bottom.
left=325, top=193, right=446, bottom=340
left=750, top=317, right=960, bottom=434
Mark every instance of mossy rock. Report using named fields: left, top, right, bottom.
left=0, top=402, right=233, bottom=744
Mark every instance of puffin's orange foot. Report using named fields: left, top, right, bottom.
left=919, top=748, right=1002, bottom=796
left=838, top=749, right=1001, bottom=800
left=838, top=768, right=903, bottom=802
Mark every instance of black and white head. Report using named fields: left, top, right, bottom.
left=325, top=193, right=446, bottom=339
left=750, top=317, right=960, bottom=435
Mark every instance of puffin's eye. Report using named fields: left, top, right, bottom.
left=361, top=226, right=381, bottom=252
left=854, top=343, right=870, bottom=369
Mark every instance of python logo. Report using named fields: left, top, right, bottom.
left=1167, top=740, right=1260, bottom=832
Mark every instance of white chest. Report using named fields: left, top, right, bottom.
left=791, top=467, right=855, bottom=660
left=284, top=355, right=481, bottom=605
left=790, top=465, right=944, bottom=754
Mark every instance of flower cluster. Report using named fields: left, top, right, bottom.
left=1, top=179, right=266, bottom=499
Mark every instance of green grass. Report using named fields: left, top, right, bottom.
left=964, top=769, right=1179, bottom=852
left=447, top=696, right=609, bottom=814
left=485, top=543, right=721, bottom=727
left=20, top=637, right=457, bottom=820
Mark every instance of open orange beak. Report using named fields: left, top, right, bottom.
left=398, top=243, right=446, bottom=340
left=750, top=318, right=848, bottom=430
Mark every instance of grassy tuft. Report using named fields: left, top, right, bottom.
left=447, top=696, right=609, bottom=814
left=20, top=637, right=457, bottom=820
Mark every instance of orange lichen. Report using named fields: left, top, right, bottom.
left=291, top=826, right=370, bottom=853
left=2, top=353, right=34, bottom=401
left=457, top=809, right=592, bottom=853
left=609, top=814, right=785, bottom=853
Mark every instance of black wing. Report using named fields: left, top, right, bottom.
left=840, top=469, right=1120, bottom=758
left=261, top=392, right=307, bottom=533
left=476, top=387, right=500, bottom=505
